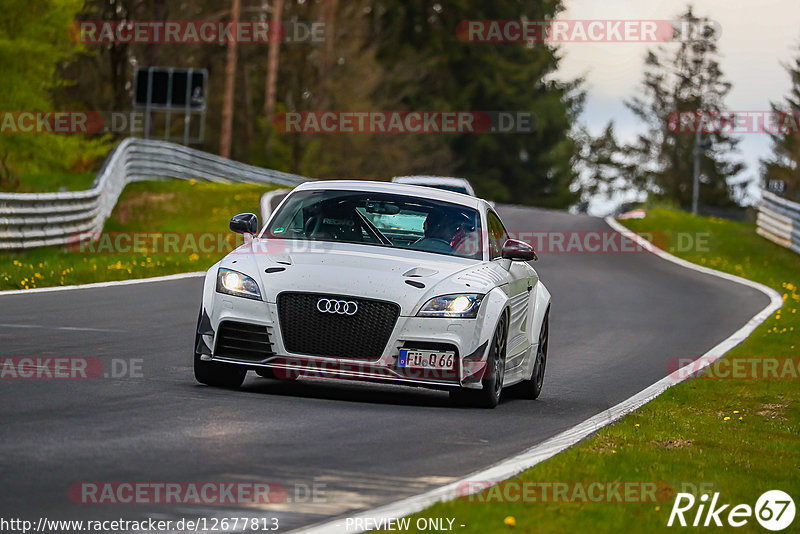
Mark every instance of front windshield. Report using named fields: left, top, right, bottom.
left=265, top=190, right=483, bottom=260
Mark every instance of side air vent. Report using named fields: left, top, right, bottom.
left=215, top=321, right=273, bottom=362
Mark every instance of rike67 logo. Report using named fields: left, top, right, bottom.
left=668, top=490, right=795, bottom=530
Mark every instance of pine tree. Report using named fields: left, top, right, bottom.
left=368, top=0, right=583, bottom=208
left=624, top=7, right=743, bottom=209
left=574, top=122, right=638, bottom=208
left=761, top=46, right=800, bottom=202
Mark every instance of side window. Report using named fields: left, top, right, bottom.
left=487, top=211, right=509, bottom=259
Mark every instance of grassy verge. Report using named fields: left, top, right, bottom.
left=0, top=172, right=96, bottom=193
left=0, top=180, right=277, bottom=290
left=390, top=208, right=799, bottom=533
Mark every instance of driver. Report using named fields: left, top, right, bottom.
left=415, top=210, right=460, bottom=254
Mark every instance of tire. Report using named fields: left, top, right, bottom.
left=509, top=310, right=548, bottom=399
left=194, top=351, right=247, bottom=388
left=449, top=311, right=508, bottom=409
left=193, top=312, right=247, bottom=388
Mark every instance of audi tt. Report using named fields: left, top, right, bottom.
left=193, top=181, right=551, bottom=408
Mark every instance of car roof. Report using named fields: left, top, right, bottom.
left=294, top=180, right=486, bottom=210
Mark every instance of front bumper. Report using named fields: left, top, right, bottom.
left=199, top=296, right=490, bottom=389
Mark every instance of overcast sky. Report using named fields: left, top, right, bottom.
left=553, top=0, right=800, bottom=212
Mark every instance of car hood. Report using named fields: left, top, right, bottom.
left=222, top=239, right=498, bottom=315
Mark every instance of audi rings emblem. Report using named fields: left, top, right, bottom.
left=316, top=298, right=358, bottom=316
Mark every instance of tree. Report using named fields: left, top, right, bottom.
left=367, top=0, right=583, bottom=208
left=573, top=122, right=639, bottom=207
left=220, top=0, right=241, bottom=158
left=761, top=44, right=800, bottom=202
left=623, top=7, right=743, bottom=209
left=0, top=0, right=109, bottom=185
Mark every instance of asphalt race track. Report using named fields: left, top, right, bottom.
left=0, top=205, right=769, bottom=532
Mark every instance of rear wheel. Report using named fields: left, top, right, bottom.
left=509, top=310, right=548, bottom=399
left=450, top=312, right=508, bottom=409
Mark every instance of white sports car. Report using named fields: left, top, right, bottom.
left=194, top=181, right=551, bottom=408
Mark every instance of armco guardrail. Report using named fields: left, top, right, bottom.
left=0, top=138, right=309, bottom=250
left=757, top=190, right=800, bottom=255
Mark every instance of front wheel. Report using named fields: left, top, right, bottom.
left=193, top=319, right=247, bottom=388
left=194, top=351, right=247, bottom=388
left=450, top=312, right=507, bottom=409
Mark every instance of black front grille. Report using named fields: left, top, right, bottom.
left=215, top=321, right=273, bottom=362
left=277, top=292, right=400, bottom=360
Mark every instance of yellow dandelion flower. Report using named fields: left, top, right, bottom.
left=724, top=416, right=730, bottom=421
left=733, top=410, right=739, bottom=414
left=611, top=449, right=617, bottom=454
left=635, top=423, right=640, bottom=427
left=655, top=506, right=661, bottom=512
left=504, top=516, right=516, bottom=527
left=738, top=417, right=743, bottom=421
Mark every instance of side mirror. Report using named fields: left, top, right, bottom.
left=230, top=213, right=259, bottom=235
left=502, top=239, right=538, bottom=261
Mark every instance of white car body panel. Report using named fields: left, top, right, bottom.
left=196, top=181, right=551, bottom=392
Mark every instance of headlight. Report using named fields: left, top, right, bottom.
left=216, top=268, right=262, bottom=300
left=417, top=294, right=484, bottom=318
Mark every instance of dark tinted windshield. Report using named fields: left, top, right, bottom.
left=265, top=190, right=483, bottom=259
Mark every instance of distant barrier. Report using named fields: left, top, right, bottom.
left=756, top=191, right=800, bottom=255
left=0, top=138, right=309, bottom=250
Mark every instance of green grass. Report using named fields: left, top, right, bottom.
left=388, top=208, right=799, bottom=533
left=0, top=180, right=277, bottom=289
left=0, top=171, right=96, bottom=193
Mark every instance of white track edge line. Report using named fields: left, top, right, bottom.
left=290, top=216, right=783, bottom=534
left=0, top=271, right=205, bottom=297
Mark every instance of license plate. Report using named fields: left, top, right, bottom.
left=398, top=349, right=455, bottom=369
